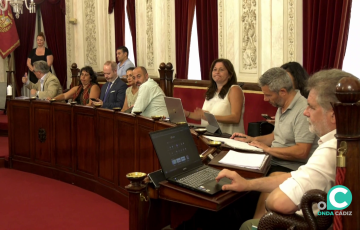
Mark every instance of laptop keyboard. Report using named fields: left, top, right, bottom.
left=177, top=167, right=220, bottom=188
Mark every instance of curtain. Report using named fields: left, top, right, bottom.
left=41, top=0, right=67, bottom=89
left=196, top=0, right=218, bottom=80
left=303, top=0, right=352, bottom=75
left=13, top=10, right=37, bottom=96
left=126, top=0, right=137, bottom=66
left=175, top=0, right=196, bottom=79
left=109, top=0, right=125, bottom=60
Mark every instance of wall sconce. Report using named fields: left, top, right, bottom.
left=69, top=18, right=77, bottom=24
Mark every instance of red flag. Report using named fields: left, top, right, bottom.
left=0, top=6, right=20, bottom=59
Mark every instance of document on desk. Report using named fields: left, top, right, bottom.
left=204, top=136, right=264, bottom=152
left=15, top=96, right=30, bottom=99
left=218, top=150, right=268, bottom=169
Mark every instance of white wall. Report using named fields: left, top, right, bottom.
left=64, top=0, right=303, bottom=85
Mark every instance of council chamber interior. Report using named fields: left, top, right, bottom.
left=0, top=0, right=359, bottom=230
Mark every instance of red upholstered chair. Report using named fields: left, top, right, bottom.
left=243, top=92, right=277, bottom=134
left=173, top=85, right=278, bottom=132
left=173, top=86, right=207, bottom=124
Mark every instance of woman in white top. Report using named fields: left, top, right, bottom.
left=184, top=59, right=245, bottom=134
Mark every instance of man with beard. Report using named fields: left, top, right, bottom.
left=216, top=69, right=350, bottom=229
left=131, top=66, right=169, bottom=118
left=231, top=67, right=318, bottom=219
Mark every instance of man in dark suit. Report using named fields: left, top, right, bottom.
left=94, top=61, right=127, bottom=109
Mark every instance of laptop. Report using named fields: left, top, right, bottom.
left=203, top=112, right=232, bottom=138
left=164, top=97, right=204, bottom=128
left=149, top=125, right=231, bottom=195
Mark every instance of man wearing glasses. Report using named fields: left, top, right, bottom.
left=22, top=60, right=62, bottom=99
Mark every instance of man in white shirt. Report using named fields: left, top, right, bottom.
left=22, top=60, right=62, bottom=99
left=214, top=69, right=353, bottom=229
left=116, top=46, right=135, bottom=78
left=131, top=66, right=169, bottom=118
left=93, top=61, right=127, bottom=109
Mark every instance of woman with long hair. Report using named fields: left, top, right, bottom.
left=50, top=66, right=100, bottom=106
left=27, top=32, right=54, bottom=83
left=184, top=58, right=245, bottom=134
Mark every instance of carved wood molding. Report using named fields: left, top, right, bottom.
left=287, top=0, right=295, bottom=61
left=167, top=0, right=171, bottom=62
left=218, top=0, right=224, bottom=58
left=241, top=0, right=257, bottom=71
left=136, top=0, right=139, bottom=65
left=84, top=0, right=97, bottom=65
left=146, top=0, right=154, bottom=67
left=65, top=0, right=72, bottom=87
left=173, top=79, right=261, bottom=91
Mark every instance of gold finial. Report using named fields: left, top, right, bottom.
left=337, top=141, right=347, bottom=168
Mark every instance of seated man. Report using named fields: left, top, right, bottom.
left=217, top=69, right=351, bottom=229
left=22, top=60, right=62, bottom=99
left=233, top=67, right=318, bottom=173
left=93, top=61, right=127, bottom=109
left=231, top=67, right=318, bottom=218
left=131, top=66, right=169, bottom=118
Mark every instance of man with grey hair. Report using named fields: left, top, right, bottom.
left=22, top=60, right=62, bottom=99
left=131, top=66, right=169, bottom=117
left=213, top=69, right=353, bottom=230
left=231, top=67, right=318, bottom=218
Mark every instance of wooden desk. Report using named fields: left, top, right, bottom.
left=125, top=150, right=270, bottom=230
left=7, top=99, right=209, bottom=209
left=8, top=99, right=268, bottom=230
left=126, top=179, right=248, bottom=230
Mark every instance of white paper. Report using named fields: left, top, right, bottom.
left=204, top=136, right=264, bottom=152
left=218, top=150, right=268, bottom=169
left=15, top=96, right=30, bottom=99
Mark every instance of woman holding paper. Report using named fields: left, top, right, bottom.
left=184, top=59, right=245, bottom=134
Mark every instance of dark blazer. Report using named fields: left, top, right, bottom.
left=100, top=77, right=127, bottom=109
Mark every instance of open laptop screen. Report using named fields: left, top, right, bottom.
left=149, top=125, right=203, bottom=179
left=164, top=97, right=187, bottom=123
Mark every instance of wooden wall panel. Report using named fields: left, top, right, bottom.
left=74, top=106, right=96, bottom=177
left=8, top=100, right=212, bottom=209
left=97, top=109, right=115, bottom=184
left=137, top=117, right=157, bottom=174
left=33, top=102, right=52, bottom=164
left=116, top=113, right=136, bottom=190
left=10, top=101, right=32, bottom=160
left=53, top=103, right=73, bottom=170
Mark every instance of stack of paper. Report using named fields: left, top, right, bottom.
left=218, top=150, right=268, bottom=169
left=204, top=136, right=264, bottom=152
left=15, top=96, right=30, bottom=99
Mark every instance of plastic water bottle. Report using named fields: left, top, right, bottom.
left=7, top=85, right=12, bottom=96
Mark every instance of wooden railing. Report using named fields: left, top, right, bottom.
left=7, top=100, right=209, bottom=209
left=70, top=62, right=262, bottom=94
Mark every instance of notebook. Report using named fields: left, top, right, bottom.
left=204, top=136, right=264, bottom=152
left=164, top=97, right=204, bottom=128
left=149, top=125, right=231, bottom=195
left=203, top=112, right=232, bottom=138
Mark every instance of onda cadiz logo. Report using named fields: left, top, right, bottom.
left=318, top=185, right=353, bottom=216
